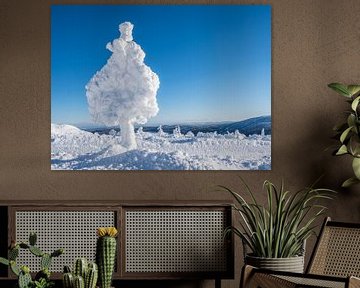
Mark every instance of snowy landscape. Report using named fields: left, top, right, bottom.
left=51, top=117, right=271, bottom=170
left=51, top=8, right=271, bottom=170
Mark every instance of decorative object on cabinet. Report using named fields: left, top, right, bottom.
left=241, top=217, right=360, bottom=288
left=221, top=178, right=334, bottom=273
left=0, top=232, right=63, bottom=288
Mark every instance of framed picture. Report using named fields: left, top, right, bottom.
left=51, top=5, right=271, bottom=170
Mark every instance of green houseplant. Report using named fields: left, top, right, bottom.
left=0, top=232, right=63, bottom=288
left=221, top=179, right=334, bottom=272
left=328, top=83, right=360, bottom=187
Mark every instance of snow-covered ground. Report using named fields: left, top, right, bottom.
left=51, top=124, right=271, bottom=170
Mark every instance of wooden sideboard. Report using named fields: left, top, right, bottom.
left=0, top=201, right=234, bottom=288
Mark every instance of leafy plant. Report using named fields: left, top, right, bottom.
left=329, top=83, right=360, bottom=187
left=32, top=278, right=54, bottom=288
left=0, top=232, right=63, bottom=288
left=220, top=179, right=334, bottom=258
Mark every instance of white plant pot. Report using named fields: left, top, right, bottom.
left=245, top=254, right=305, bottom=273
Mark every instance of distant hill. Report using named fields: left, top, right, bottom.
left=83, top=115, right=271, bottom=136
left=217, top=115, right=271, bottom=135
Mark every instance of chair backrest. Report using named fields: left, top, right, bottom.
left=307, top=217, right=360, bottom=277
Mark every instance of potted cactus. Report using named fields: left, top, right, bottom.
left=0, top=232, right=63, bottom=288
left=62, top=258, right=98, bottom=288
left=96, top=227, right=118, bottom=288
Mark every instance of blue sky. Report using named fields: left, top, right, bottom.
left=51, top=5, right=271, bottom=126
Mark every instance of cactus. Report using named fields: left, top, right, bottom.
left=35, top=268, right=51, bottom=282
left=18, top=268, right=32, bottom=288
left=9, top=246, right=19, bottom=260
left=19, top=243, right=29, bottom=249
left=85, top=263, right=98, bottom=288
left=63, top=272, right=74, bottom=288
left=21, top=265, right=30, bottom=274
left=63, top=260, right=98, bottom=288
left=29, top=232, right=37, bottom=246
left=96, top=227, right=118, bottom=288
left=51, top=248, right=64, bottom=258
left=74, top=275, right=85, bottom=288
left=62, top=265, right=74, bottom=288
left=0, top=232, right=64, bottom=288
left=64, top=265, right=72, bottom=273
left=74, top=258, right=88, bottom=279
left=41, top=253, right=52, bottom=270
left=29, top=245, right=44, bottom=257
left=10, top=260, right=20, bottom=276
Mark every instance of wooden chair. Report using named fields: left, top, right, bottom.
left=241, top=217, right=360, bottom=288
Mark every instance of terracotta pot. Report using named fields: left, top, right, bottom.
left=245, top=254, right=304, bottom=273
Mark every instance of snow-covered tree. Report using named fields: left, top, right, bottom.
left=86, top=22, right=160, bottom=150
left=109, top=129, right=117, bottom=136
left=157, top=125, right=165, bottom=137
left=234, top=129, right=245, bottom=140
left=136, top=126, right=144, bottom=134
left=173, top=125, right=182, bottom=137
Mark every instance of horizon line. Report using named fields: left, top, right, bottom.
left=52, top=114, right=271, bottom=128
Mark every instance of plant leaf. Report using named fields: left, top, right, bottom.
left=349, top=135, right=360, bottom=157
left=328, top=83, right=351, bottom=97
left=340, top=126, right=353, bottom=143
left=336, top=145, right=348, bottom=155
left=342, top=177, right=360, bottom=188
left=347, top=114, right=356, bottom=130
left=0, top=257, right=9, bottom=266
left=352, top=157, right=360, bottom=179
left=347, top=85, right=360, bottom=97
left=351, top=96, right=360, bottom=111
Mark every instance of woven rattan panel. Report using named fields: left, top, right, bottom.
left=15, top=211, right=115, bottom=272
left=277, top=275, right=345, bottom=288
left=310, top=226, right=360, bottom=277
left=125, top=210, right=227, bottom=273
